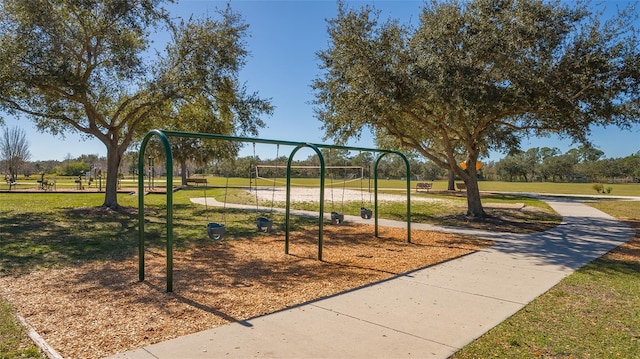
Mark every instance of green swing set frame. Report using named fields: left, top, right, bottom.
left=138, top=129, right=412, bottom=292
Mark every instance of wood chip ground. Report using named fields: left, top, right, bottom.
left=0, top=224, right=491, bottom=359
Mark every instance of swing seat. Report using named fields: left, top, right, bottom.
left=256, top=217, right=273, bottom=233
left=331, top=211, right=344, bottom=225
left=360, top=207, right=373, bottom=219
left=207, top=222, right=226, bottom=240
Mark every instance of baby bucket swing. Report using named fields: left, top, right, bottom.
left=204, top=176, right=228, bottom=240
left=329, top=162, right=346, bottom=225
left=359, top=154, right=373, bottom=219
left=254, top=143, right=277, bottom=233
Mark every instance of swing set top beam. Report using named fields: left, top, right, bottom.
left=257, top=165, right=364, bottom=169
left=155, top=130, right=403, bottom=156
left=137, top=129, right=412, bottom=293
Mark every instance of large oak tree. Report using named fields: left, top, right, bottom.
left=312, top=0, right=640, bottom=216
left=151, top=16, right=273, bottom=186
left=0, top=0, right=271, bottom=208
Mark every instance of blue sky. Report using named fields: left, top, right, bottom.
left=3, top=0, right=639, bottom=162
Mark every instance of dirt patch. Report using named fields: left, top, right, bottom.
left=606, top=219, right=640, bottom=264
left=0, top=224, right=490, bottom=359
left=434, top=207, right=561, bottom=233
left=66, top=206, right=138, bottom=216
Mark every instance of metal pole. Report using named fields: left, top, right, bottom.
left=393, top=150, right=412, bottom=243
left=312, top=144, right=326, bottom=261
left=285, top=149, right=295, bottom=254
left=373, top=152, right=411, bottom=243
left=151, top=157, right=155, bottom=189
left=138, top=130, right=174, bottom=292
left=165, top=150, right=173, bottom=292
left=374, top=156, right=380, bottom=238
left=138, top=143, right=146, bottom=283
left=284, top=144, right=325, bottom=260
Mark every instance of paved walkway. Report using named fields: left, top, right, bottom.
left=110, top=197, right=633, bottom=358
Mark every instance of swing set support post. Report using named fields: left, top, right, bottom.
left=138, top=129, right=175, bottom=292
left=373, top=151, right=411, bottom=243
left=284, top=144, right=326, bottom=260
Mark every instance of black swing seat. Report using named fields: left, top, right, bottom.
left=256, top=217, right=273, bottom=233
left=360, top=207, right=373, bottom=219
left=331, top=211, right=345, bottom=225
left=207, top=222, right=226, bottom=240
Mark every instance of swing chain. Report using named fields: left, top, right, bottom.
left=204, top=166, right=228, bottom=240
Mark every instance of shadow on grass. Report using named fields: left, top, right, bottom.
left=0, top=208, right=140, bottom=274
left=434, top=209, right=562, bottom=233
left=0, top=199, right=328, bottom=276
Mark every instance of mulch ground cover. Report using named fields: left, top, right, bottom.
left=0, top=223, right=491, bottom=359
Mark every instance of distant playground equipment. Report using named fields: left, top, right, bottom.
left=257, top=163, right=367, bottom=225
left=4, top=174, right=17, bottom=190
left=36, top=173, right=56, bottom=191
left=137, top=129, right=412, bottom=292
left=74, top=173, right=85, bottom=190
left=254, top=164, right=364, bottom=186
left=455, top=161, right=481, bottom=192
left=460, top=161, right=483, bottom=171
left=147, top=155, right=155, bottom=190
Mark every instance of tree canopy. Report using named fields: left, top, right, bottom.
left=489, top=145, right=640, bottom=184
left=312, top=0, right=640, bottom=216
left=0, top=0, right=272, bottom=208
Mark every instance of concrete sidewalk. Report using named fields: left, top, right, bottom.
left=110, top=198, right=633, bottom=359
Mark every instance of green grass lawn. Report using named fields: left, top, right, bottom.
left=4, top=175, right=638, bottom=197
left=0, top=185, right=634, bottom=357
left=213, top=177, right=640, bottom=197
left=0, top=187, right=559, bottom=275
left=476, top=181, right=640, bottom=197
left=452, top=201, right=640, bottom=358
left=0, top=297, right=44, bottom=359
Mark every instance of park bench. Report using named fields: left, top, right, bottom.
left=415, top=182, right=433, bottom=192
left=186, top=178, right=208, bottom=186
left=456, top=182, right=467, bottom=191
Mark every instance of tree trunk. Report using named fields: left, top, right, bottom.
left=464, top=175, right=486, bottom=217
left=180, top=160, right=188, bottom=186
left=447, top=169, right=455, bottom=191
left=102, top=145, right=122, bottom=209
